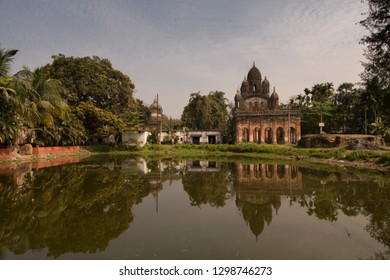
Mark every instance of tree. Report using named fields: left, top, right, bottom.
left=0, top=46, right=39, bottom=145
left=370, top=117, right=390, bottom=140
left=0, top=46, right=19, bottom=144
left=13, top=66, right=88, bottom=146
left=0, top=46, right=18, bottom=77
left=47, top=55, right=137, bottom=114
left=360, top=0, right=390, bottom=138
left=333, top=83, right=362, bottom=133
left=75, top=101, right=126, bottom=143
left=181, top=91, right=229, bottom=132
left=43, top=54, right=147, bottom=143
left=14, top=67, right=69, bottom=127
left=122, top=99, right=151, bottom=129
left=360, top=0, right=390, bottom=88
left=298, top=83, right=335, bottom=134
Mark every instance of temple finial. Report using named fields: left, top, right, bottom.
left=253, top=61, right=255, bottom=67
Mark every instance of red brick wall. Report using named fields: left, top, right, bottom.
left=0, top=147, right=13, bottom=160
left=1, top=146, right=82, bottom=160
left=32, top=146, right=82, bottom=155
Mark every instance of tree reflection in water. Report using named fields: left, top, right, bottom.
left=0, top=159, right=150, bottom=258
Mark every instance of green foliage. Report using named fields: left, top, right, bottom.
left=75, top=102, right=126, bottom=139
left=0, top=45, right=18, bottom=77
left=147, top=130, right=159, bottom=144
left=181, top=91, right=230, bottom=132
left=333, top=83, right=364, bottom=133
left=291, top=83, right=336, bottom=134
left=122, top=111, right=146, bottom=129
left=48, top=55, right=137, bottom=114
left=360, top=0, right=390, bottom=131
left=162, top=117, right=182, bottom=131
left=377, top=153, right=390, bottom=166
left=122, top=99, right=151, bottom=129
left=370, top=117, right=390, bottom=140
left=344, top=150, right=376, bottom=161
left=362, top=76, right=389, bottom=129
left=360, top=0, right=390, bottom=89
left=0, top=111, right=17, bottom=145
left=0, top=77, right=18, bottom=144
left=162, top=134, right=178, bottom=144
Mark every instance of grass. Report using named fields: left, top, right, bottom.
left=377, top=152, right=390, bottom=166
left=130, top=143, right=390, bottom=169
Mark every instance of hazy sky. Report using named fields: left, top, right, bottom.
left=1, top=0, right=367, bottom=118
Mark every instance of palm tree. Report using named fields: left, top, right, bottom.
left=14, top=66, right=73, bottom=145
left=0, top=45, right=18, bottom=77
left=1, top=47, right=85, bottom=146
left=15, top=66, right=70, bottom=126
left=0, top=46, right=21, bottom=144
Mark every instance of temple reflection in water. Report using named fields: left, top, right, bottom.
left=235, top=163, right=302, bottom=191
left=137, top=160, right=304, bottom=238
left=234, top=163, right=303, bottom=239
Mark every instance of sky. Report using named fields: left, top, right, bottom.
left=1, top=0, right=368, bottom=118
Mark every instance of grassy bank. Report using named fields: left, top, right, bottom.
left=3, top=143, right=389, bottom=170
left=135, top=143, right=390, bottom=167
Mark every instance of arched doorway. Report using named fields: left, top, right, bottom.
left=253, top=127, right=261, bottom=143
left=265, top=127, right=272, bottom=144
left=277, top=127, right=284, bottom=144
left=290, top=127, right=296, bottom=144
left=243, top=128, right=250, bottom=142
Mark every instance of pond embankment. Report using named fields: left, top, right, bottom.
left=1, top=141, right=390, bottom=172
left=148, top=143, right=390, bottom=171
left=0, top=145, right=91, bottom=172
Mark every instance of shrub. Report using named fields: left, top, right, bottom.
left=344, top=150, right=376, bottom=161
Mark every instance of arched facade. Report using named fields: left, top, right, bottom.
left=234, top=62, right=301, bottom=144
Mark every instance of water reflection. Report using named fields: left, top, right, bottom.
left=0, top=159, right=150, bottom=258
left=183, top=160, right=229, bottom=207
left=234, top=164, right=301, bottom=239
left=1, top=158, right=389, bottom=259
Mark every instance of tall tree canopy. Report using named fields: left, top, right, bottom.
left=46, top=54, right=137, bottom=114
left=181, top=91, right=229, bottom=132
left=360, top=0, right=390, bottom=137
left=0, top=46, right=19, bottom=144
left=0, top=46, right=87, bottom=146
left=301, top=83, right=335, bottom=134
left=360, top=0, right=390, bottom=88
left=1, top=48, right=143, bottom=146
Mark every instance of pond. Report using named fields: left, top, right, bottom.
left=0, top=156, right=389, bottom=260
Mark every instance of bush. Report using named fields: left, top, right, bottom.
left=377, top=153, right=390, bottom=166
left=344, top=150, right=376, bottom=161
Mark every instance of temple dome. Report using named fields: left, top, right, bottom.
left=240, top=76, right=249, bottom=94
left=263, top=76, right=270, bottom=86
left=270, top=87, right=279, bottom=100
left=247, top=62, right=262, bottom=82
left=149, top=98, right=162, bottom=113
left=262, top=76, right=270, bottom=95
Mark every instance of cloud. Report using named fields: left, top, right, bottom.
left=1, top=0, right=367, bottom=118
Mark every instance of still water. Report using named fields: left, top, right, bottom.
left=1, top=156, right=389, bottom=260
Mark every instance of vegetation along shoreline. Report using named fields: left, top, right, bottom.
left=1, top=142, right=390, bottom=173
